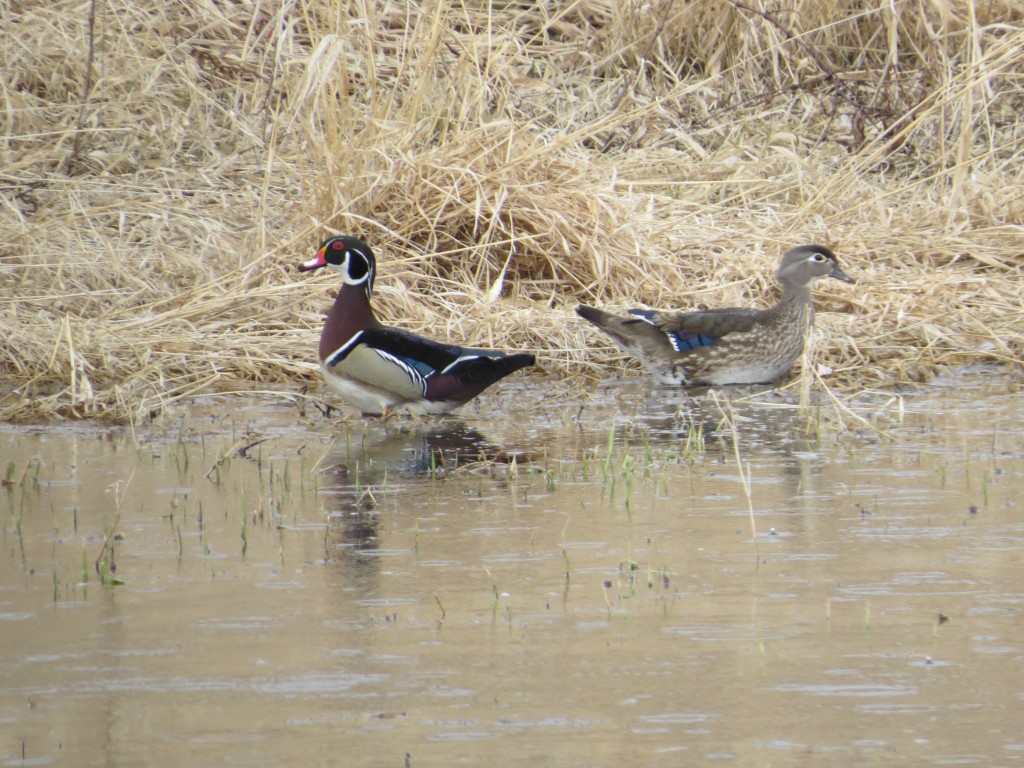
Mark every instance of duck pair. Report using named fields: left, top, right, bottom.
left=299, top=236, right=854, bottom=416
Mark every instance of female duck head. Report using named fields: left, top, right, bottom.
left=776, top=244, right=854, bottom=290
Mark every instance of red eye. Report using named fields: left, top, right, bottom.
left=332, top=242, right=344, bottom=250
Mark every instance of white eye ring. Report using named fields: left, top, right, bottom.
left=811, top=253, right=827, bottom=262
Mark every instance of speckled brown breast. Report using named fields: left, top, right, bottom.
left=675, top=300, right=814, bottom=386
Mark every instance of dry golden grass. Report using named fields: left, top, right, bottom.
left=2, top=0, right=1022, bottom=422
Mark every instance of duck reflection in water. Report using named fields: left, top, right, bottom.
left=323, top=421, right=499, bottom=481
left=318, top=421, right=519, bottom=594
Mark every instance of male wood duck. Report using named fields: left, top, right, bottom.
left=575, top=244, right=854, bottom=387
left=299, top=235, right=535, bottom=415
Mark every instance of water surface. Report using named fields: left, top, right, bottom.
left=2, top=372, right=1022, bottom=766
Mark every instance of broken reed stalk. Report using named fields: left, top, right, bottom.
left=69, top=0, right=98, bottom=169
left=95, top=469, right=133, bottom=579
left=709, top=391, right=758, bottom=550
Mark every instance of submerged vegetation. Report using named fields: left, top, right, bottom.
left=2, top=0, right=1023, bottom=421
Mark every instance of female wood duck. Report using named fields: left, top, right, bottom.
left=299, top=235, right=535, bottom=415
left=576, top=244, right=854, bottom=386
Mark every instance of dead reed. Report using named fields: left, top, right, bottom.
left=2, top=0, right=1022, bottom=422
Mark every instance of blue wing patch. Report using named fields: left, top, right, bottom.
left=401, top=357, right=437, bottom=378
left=402, top=345, right=469, bottom=377
left=628, top=310, right=715, bottom=353
left=666, top=332, right=715, bottom=352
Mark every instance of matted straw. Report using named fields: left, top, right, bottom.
left=2, top=0, right=1022, bottom=422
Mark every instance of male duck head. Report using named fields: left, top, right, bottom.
left=298, top=235, right=377, bottom=298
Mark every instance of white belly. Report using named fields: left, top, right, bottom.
left=701, top=358, right=796, bottom=386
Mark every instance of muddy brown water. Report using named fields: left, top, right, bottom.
left=2, top=371, right=1022, bottom=767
